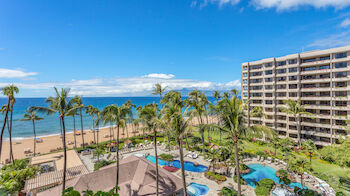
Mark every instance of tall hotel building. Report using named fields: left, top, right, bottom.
left=241, top=46, right=350, bottom=146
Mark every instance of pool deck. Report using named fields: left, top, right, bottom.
left=80, top=147, right=324, bottom=196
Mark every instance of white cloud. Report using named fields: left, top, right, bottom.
left=307, top=30, right=350, bottom=48
left=251, top=0, right=350, bottom=11
left=196, top=0, right=240, bottom=8
left=143, top=73, right=175, bottom=79
left=0, top=74, right=241, bottom=97
left=340, top=18, right=350, bottom=27
left=0, top=68, right=38, bottom=78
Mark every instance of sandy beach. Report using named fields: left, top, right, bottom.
left=0, top=123, right=140, bottom=163
left=0, top=116, right=214, bottom=163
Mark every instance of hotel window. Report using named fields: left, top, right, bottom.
left=334, top=72, right=347, bottom=78
left=335, top=52, right=347, bottom=59
left=243, top=92, right=248, bottom=97
left=243, top=80, right=247, bottom=84
left=265, top=70, right=273, bottom=75
left=265, top=78, right=273, bottom=82
left=277, top=61, right=286, bottom=66
left=243, top=66, right=247, bottom=70
left=289, top=75, right=298, bottom=81
left=243, top=73, right=247, bottom=77
left=289, top=92, right=297, bottom=97
left=303, top=58, right=316, bottom=63
left=265, top=63, right=273, bottom=68
left=289, top=67, right=297, bottom=73
left=319, top=65, right=330, bottom=70
left=265, top=85, right=273, bottom=90
left=288, top=59, right=297, bottom=64
left=277, top=77, right=286, bottom=81
left=243, top=86, right=248, bottom=90
left=277, top=69, right=286, bottom=74
left=302, top=66, right=317, bottom=71
left=265, top=100, right=273, bottom=105
left=333, top=62, right=348, bottom=69
left=320, top=56, right=330, bottom=60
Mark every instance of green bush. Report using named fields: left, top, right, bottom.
left=239, top=164, right=249, bottom=171
left=0, top=159, right=37, bottom=194
left=254, top=179, right=274, bottom=196
left=94, top=160, right=115, bottom=171
left=336, top=192, right=346, bottom=196
left=159, top=153, right=174, bottom=162
left=220, top=187, right=237, bottom=196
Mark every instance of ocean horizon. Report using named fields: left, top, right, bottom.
left=0, top=96, right=216, bottom=140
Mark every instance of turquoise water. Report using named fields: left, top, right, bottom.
left=242, top=164, right=307, bottom=189
left=187, top=183, right=209, bottom=196
left=0, top=97, right=216, bottom=139
left=145, top=155, right=208, bottom=172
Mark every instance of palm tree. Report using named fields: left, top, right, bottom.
left=139, top=103, right=161, bottom=196
left=302, top=139, right=316, bottom=165
left=0, top=85, right=19, bottom=164
left=161, top=91, right=189, bottom=196
left=124, top=100, right=136, bottom=139
left=86, top=105, right=97, bottom=144
left=101, top=104, right=128, bottom=193
left=250, top=106, right=265, bottom=125
left=30, top=87, right=79, bottom=192
left=67, top=110, right=78, bottom=148
left=19, top=110, right=43, bottom=156
left=71, top=96, right=85, bottom=148
left=288, top=158, right=310, bottom=189
left=186, top=89, right=207, bottom=154
left=0, top=104, right=10, bottom=161
left=216, top=92, right=246, bottom=196
left=152, top=83, right=167, bottom=102
left=280, top=99, right=312, bottom=146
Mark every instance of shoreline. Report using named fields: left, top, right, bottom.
left=0, top=116, right=210, bottom=163
left=0, top=123, right=139, bottom=163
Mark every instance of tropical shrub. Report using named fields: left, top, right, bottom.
left=159, top=153, right=174, bottom=162
left=254, top=179, right=274, bottom=196
left=0, top=159, right=37, bottom=194
left=63, top=187, right=120, bottom=196
left=319, top=139, right=350, bottom=167
left=220, top=187, right=237, bottom=196
left=205, top=171, right=227, bottom=183
left=94, top=160, right=115, bottom=171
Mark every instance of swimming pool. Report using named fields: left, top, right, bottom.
left=187, top=183, right=209, bottom=196
left=242, top=164, right=307, bottom=189
left=145, top=155, right=208, bottom=172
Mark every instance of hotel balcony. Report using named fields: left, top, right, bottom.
left=300, top=59, right=331, bottom=67
left=300, top=87, right=331, bottom=92
left=333, top=96, right=350, bottom=101
left=332, top=76, right=350, bottom=82
left=300, top=78, right=332, bottom=84
left=331, top=56, right=350, bottom=64
left=300, top=68, right=331, bottom=75
left=300, top=96, right=331, bottom=100
left=301, top=121, right=332, bottom=129
left=304, top=105, right=331, bottom=110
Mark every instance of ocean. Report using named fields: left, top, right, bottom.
left=0, top=97, right=216, bottom=140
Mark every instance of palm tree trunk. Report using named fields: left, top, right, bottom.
left=142, top=129, right=145, bottom=144
left=115, top=124, right=120, bottom=193
left=109, top=124, right=112, bottom=143
left=61, top=116, right=67, bottom=192
left=297, top=115, right=301, bottom=147
left=126, top=124, right=129, bottom=139
left=60, top=117, right=63, bottom=136
left=97, top=126, right=99, bottom=147
left=234, top=135, right=241, bottom=196
left=199, top=116, right=205, bottom=154
left=9, top=105, right=14, bottom=164
left=219, top=130, right=222, bottom=145
left=154, top=129, right=159, bottom=196
left=92, top=119, right=96, bottom=144
left=80, top=109, right=85, bottom=149
left=73, top=116, right=77, bottom=148
left=0, top=102, right=9, bottom=160
left=178, top=138, right=187, bottom=196
left=33, top=120, right=36, bottom=156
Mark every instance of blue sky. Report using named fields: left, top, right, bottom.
left=1, top=0, right=350, bottom=97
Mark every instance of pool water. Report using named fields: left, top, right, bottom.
left=187, top=183, right=209, bottom=196
left=145, top=155, right=208, bottom=172
left=242, top=164, right=307, bottom=189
